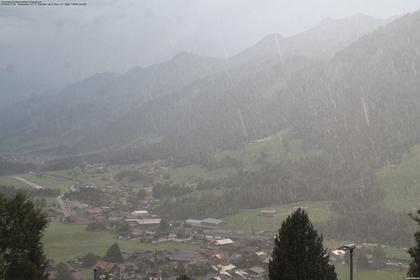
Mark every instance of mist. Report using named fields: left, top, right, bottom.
left=2, top=1, right=420, bottom=280
left=1, top=0, right=419, bottom=91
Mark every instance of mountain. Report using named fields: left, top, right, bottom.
left=283, top=10, right=420, bottom=169
left=0, top=54, right=225, bottom=154
left=228, top=14, right=389, bottom=68
left=75, top=9, right=420, bottom=170
left=0, top=66, right=46, bottom=109
left=0, top=14, right=392, bottom=159
left=71, top=14, right=395, bottom=156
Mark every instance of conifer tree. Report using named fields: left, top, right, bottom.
left=103, top=243, right=124, bottom=263
left=269, top=208, right=337, bottom=280
left=176, top=275, right=192, bottom=280
left=0, top=192, right=49, bottom=280
left=55, top=263, right=75, bottom=280
left=408, top=210, right=420, bottom=277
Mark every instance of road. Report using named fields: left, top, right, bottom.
left=14, top=176, right=44, bottom=190
left=13, top=176, right=71, bottom=217
left=57, top=195, right=71, bottom=217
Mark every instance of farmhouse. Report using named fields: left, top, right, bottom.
left=185, top=218, right=226, bottom=229
left=131, top=210, right=149, bottom=217
left=215, top=238, right=234, bottom=246
left=186, top=219, right=202, bottom=227
left=125, top=218, right=161, bottom=227
left=259, top=210, right=276, bottom=217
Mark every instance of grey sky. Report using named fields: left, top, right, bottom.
left=1, top=0, right=420, bottom=91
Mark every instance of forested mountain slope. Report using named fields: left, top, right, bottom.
left=0, top=14, right=388, bottom=157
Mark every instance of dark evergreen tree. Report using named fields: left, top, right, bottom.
left=80, top=252, right=98, bottom=268
left=103, top=243, right=124, bottom=263
left=372, top=245, right=386, bottom=261
left=137, top=189, right=147, bottom=200
left=4, top=255, right=39, bottom=280
left=176, top=275, right=192, bottom=280
left=55, top=263, right=75, bottom=280
left=158, top=218, right=171, bottom=233
left=0, top=191, right=49, bottom=280
left=269, top=208, right=337, bottom=280
left=174, top=264, right=186, bottom=277
left=408, top=210, right=420, bottom=277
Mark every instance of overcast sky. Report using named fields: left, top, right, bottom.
left=1, top=0, right=420, bottom=91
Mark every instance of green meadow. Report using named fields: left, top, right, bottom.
left=43, top=222, right=199, bottom=262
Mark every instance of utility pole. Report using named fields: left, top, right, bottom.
left=338, top=244, right=356, bottom=280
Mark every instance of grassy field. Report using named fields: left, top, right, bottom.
left=214, top=131, right=321, bottom=171
left=43, top=222, right=199, bottom=262
left=0, top=175, right=31, bottom=188
left=0, top=173, right=76, bottom=192
left=335, top=263, right=406, bottom=280
left=166, top=164, right=236, bottom=185
left=224, top=201, right=334, bottom=233
left=323, top=240, right=410, bottom=262
left=385, top=246, right=410, bottom=261
left=377, top=145, right=420, bottom=213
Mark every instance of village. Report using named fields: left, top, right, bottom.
left=43, top=181, right=409, bottom=280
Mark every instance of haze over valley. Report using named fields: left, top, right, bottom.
left=2, top=2, right=420, bottom=280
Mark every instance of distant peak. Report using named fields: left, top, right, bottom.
left=351, top=13, right=375, bottom=20
left=172, top=52, right=198, bottom=61
left=257, top=33, right=285, bottom=45
left=264, top=33, right=284, bottom=40
left=125, top=65, right=143, bottom=75
left=320, top=16, right=334, bottom=24
left=319, top=13, right=377, bottom=26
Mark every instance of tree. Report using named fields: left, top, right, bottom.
left=80, top=252, right=98, bottom=268
left=356, top=254, right=369, bottom=269
left=269, top=208, right=337, bottom=280
left=372, top=245, right=386, bottom=261
left=115, top=221, right=129, bottom=235
left=408, top=210, right=420, bottom=277
left=0, top=191, right=49, bottom=280
left=158, top=218, right=171, bottom=233
left=103, top=243, right=124, bottom=263
left=35, top=198, right=47, bottom=208
left=87, top=221, right=107, bottom=231
left=4, top=255, right=39, bottom=280
left=176, top=275, right=192, bottom=280
left=55, top=263, right=75, bottom=280
left=137, top=189, right=147, bottom=200
left=174, top=263, right=186, bottom=276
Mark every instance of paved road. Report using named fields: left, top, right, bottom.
left=57, top=195, right=71, bottom=217
left=13, top=176, right=72, bottom=217
left=14, top=176, right=44, bottom=190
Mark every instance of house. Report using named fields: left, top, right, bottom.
left=87, top=207, right=103, bottom=216
left=67, top=216, right=92, bottom=225
left=185, top=218, right=225, bottom=229
left=125, top=218, right=161, bottom=228
left=131, top=210, right=150, bottom=217
left=201, top=218, right=226, bottom=229
left=129, top=228, right=143, bottom=239
left=93, top=260, right=118, bottom=274
left=247, top=266, right=265, bottom=278
left=169, top=249, right=205, bottom=265
left=212, top=263, right=237, bottom=274
left=259, top=210, right=276, bottom=218
left=186, top=219, right=202, bottom=228
left=215, top=239, right=234, bottom=246
left=93, top=260, right=126, bottom=279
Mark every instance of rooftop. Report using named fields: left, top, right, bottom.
left=215, top=238, right=234, bottom=245
left=202, top=218, right=224, bottom=225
